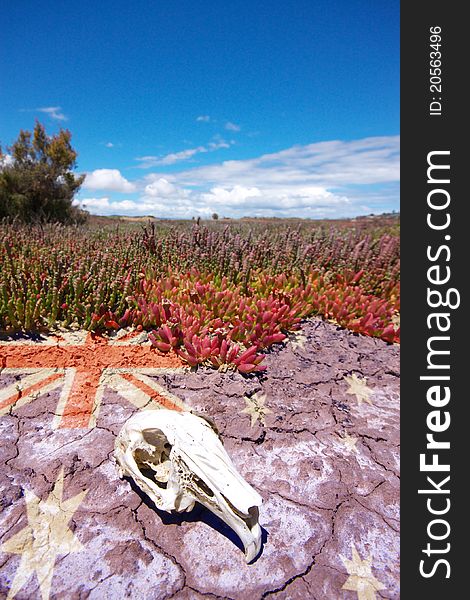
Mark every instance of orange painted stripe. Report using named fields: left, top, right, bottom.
left=59, top=368, right=102, bottom=429
left=2, top=342, right=183, bottom=369
left=0, top=372, right=64, bottom=410
left=120, top=372, right=183, bottom=412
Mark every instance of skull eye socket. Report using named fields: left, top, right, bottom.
left=142, top=427, right=168, bottom=446
left=134, top=428, right=173, bottom=489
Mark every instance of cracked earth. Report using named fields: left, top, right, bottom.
left=0, top=318, right=399, bottom=599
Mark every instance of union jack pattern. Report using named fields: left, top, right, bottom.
left=0, top=329, right=189, bottom=429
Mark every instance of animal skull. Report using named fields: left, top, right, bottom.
left=114, top=409, right=263, bottom=562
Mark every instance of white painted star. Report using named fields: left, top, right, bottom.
left=341, top=543, right=386, bottom=600
left=240, top=392, right=273, bottom=427
left=1, top=468, right=88, bottom=600
left=344, top=374, right=373, bottom=406
left=339, top=432, right=359, bottom=454
left=288, top=331, right=308, bottom=351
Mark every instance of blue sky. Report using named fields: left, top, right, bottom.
left=1, top=0, right=399, bottom=219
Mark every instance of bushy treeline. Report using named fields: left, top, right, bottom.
left=0, top=121, right=87, bottom=224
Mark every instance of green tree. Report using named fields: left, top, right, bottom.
left=0, top=121, right=87, bottom=223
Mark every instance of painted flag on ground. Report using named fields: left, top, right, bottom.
left=0, top=321, right=400, bottom=599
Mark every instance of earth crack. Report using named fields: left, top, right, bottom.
left=361, top=440, right=400, bottom=478
left=131, top=505, right=188, bottom=585
left=261, top=535, right=329, bottom=598
left=267, top=487, right=333, bottom=514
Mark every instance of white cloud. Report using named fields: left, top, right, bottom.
left=225, top=121, right=241, bottom=132
left=77, top=197, right=111, bottom=210
left=105, top=142, right=114, bottom=148
left=158, top=146, right=206, bottom=165
left=196, top=115, right=211, bottom=122
left=198, top=185, right=350, bottom=217
left=37, top=106, right=68, bottom=121
left=144, top=178, right=180, bottom=197
left=135, top=140, right=231, bottom=168
left=207, top=140, right=231, bottom=151
left=20, top=106, right=68, bottom=121
left=76, top=189, right=352, bottom=219
left=172, top=136, right=399, bottom=189
left=83, top=169, right=136, bottom=193
left=79, top=136, right=399, bottom=219
left=134, top=155, right=159, bottom=168
left=202, top=185, right=262, bottom=206
left=78, top=197, right=156, bottom=214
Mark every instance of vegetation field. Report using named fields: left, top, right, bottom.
left=0, top=214, right=400, bottom=373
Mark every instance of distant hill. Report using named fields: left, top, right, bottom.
left=109, top=215, right=158, bottom=222
left=86, top=212, right=399, bottom=231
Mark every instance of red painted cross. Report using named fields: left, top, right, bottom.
left=0, top=331, right=187, bottom=429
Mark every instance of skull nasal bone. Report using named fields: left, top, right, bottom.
left=221, top=494, right=257, bottom=520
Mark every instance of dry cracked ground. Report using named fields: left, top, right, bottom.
left=0, top=318, right=399, bottom=599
